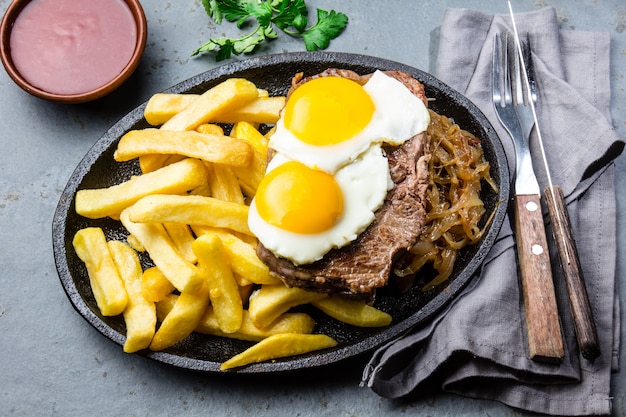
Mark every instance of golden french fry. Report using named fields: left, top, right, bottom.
left=192, top=225, right=258, bottom=246
left=114, top=129, right=252, bottom=167
left=120, top=209, right=204, bottom=293
left=205, top=163, right=245, bottom=204
left=160, top=78, right=258, bottom=132
left=144, top=93, right=283, bottom=126
left=107, top=240, right=156, bottom=353
left=193, top=234, right=243, bottom=334
left=149, top=282, right=211, bottom=351
left=248, top=285, right=327, bottom=329
left=127, top=194, right=251, bottom=236
left=137, top=154, right=187, bottom=174
left=311, top=297, right=392, bottom=327
left=126, top=234, right=145, bottom=252
left=197, top=308, right=315, bottom=342
left=203, top=228, right=281, bottom=285
left=144, top=93, right=198, bottom=126
left=189, top=183, right=212, bottom=197
left=72, top=228, right=128, bottom=316
left=230, top=121, right=268, bottom=197
left=155, top=293, right=177, bottom=322
left=141, top=266, right=175, bottom=302
left=220, top=333, right=337, bottom=370
left=155, top=296, right=314, bottom=342
left=75, top=158, right=207, bottom=219
left=163, top=222, right=196, bottom=263
left=138, top=154, right=171, bottom=174
left=239, top=283, right=254, bottom=302
left=196, top=123, right=224, bottom=135
left=216, top=96, right=285, bottom=124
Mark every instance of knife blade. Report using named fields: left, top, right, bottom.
left=508, top=2, right=600, bottom=360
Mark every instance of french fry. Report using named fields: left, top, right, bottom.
left=205, top=163, right=245, bottom=204
left=189, top=182, right=212, bottom=197
left=202, top=228, right=281, bottom=286
left=160, top=78, right=258, bottom=132
left=126, top=234, right=145, bottom=252
left=72, top=228, right=128, bottom=316
left=201, top=308, right=315, bottom=341
left=192, top=224, right=258, bottom=247
left=138, top=154, right=171, bottom=174
left=230, top=121, right=268, bottom=197
left=107, top=240, right=156, bottom=353
left=193, top=234, right=243, bottom=334
left=163, top=222, right=196, bottom=264
left=149, top=282, right=211, bottom=351
left=154, top=293, right=178, bottom=322
left=220, top=333, right=337, bottom=370
left=120, top=209, right=204, bottom=293
left=144, top=93, right=198, bottom=126
left=127, top=194, right=252, bottom=236
left=216, top=96, right=285, bottom=124
left=196, top=123, right=224, bottom=135
left=114, top=129, right=252, bottom=167
left=239, top=283, right=254, bottom=302
left=75, top=158, right=207, bottom=219
left=144, top=93, right=284, bottom=126
left=248, top=284, right=327, bottom=329
left=311, top=296, right=392, bottom=327
left=198, top=309, right=315, bottom=342
left=141, top=266, right=175, bottom=302
left=155, top=296, right=315, bottom=342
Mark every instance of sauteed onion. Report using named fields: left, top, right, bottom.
left=395, top=109, right=497, bottom=290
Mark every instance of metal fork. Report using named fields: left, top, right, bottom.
left=492, top=32, right=564, bottom=363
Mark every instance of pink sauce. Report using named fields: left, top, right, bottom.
left=9, top=0, right=137, bottom=95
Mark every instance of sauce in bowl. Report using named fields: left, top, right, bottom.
left=9, top=0, right=137, bottom=95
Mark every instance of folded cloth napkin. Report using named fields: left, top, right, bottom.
left=362, top=7, right=624, bottom=416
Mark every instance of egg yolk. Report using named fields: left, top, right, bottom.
left=255, top=161, right=344, bottom=234
left=283, top=77, right=375, bottom=146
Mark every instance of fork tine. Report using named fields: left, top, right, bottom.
left=520, top=32, right=537, bottom=104
left=511, top=34, right=526, bottom=106
left=503, top=32, right=512, bottom=106
left=493, top=33, right=502, bottom=107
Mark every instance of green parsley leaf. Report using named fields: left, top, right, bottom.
left=193, top=0, right=348, bottom=61
left=201, top=0, right=223, bottom=24
left=300, top=9, right=348, bottom=51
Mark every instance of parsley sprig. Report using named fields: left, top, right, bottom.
left=192, top=0, right=348, bottom=61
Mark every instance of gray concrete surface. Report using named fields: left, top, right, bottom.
left=1, top=0, right=624, bottom=416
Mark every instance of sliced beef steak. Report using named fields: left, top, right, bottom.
left=256, top=70, right=431, bottom=297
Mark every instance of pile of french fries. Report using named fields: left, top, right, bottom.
left=72, top=78, right=392, bottom=370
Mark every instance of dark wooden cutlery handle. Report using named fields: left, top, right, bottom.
left=544, top=185, right=600, bottom=360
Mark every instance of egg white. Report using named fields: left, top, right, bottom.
left=248, top=144, right=392, bottom=265
left=268, top=70, right=430, bottom=174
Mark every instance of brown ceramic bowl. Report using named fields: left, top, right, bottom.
left=0, top=0, right=147, bottom=103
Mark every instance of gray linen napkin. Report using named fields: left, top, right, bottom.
left=362, top=7, right=624, bottom=416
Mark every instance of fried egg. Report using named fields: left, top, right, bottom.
left=269, top=70, right=430, bottom=173
left=248, top=145, right=392, bottom=265
left=248, top=70, right=430, bottom=264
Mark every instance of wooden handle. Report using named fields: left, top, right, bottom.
left=544, top=185, right=600, bottom=360
left=513, top=194, right=564, bottom=363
